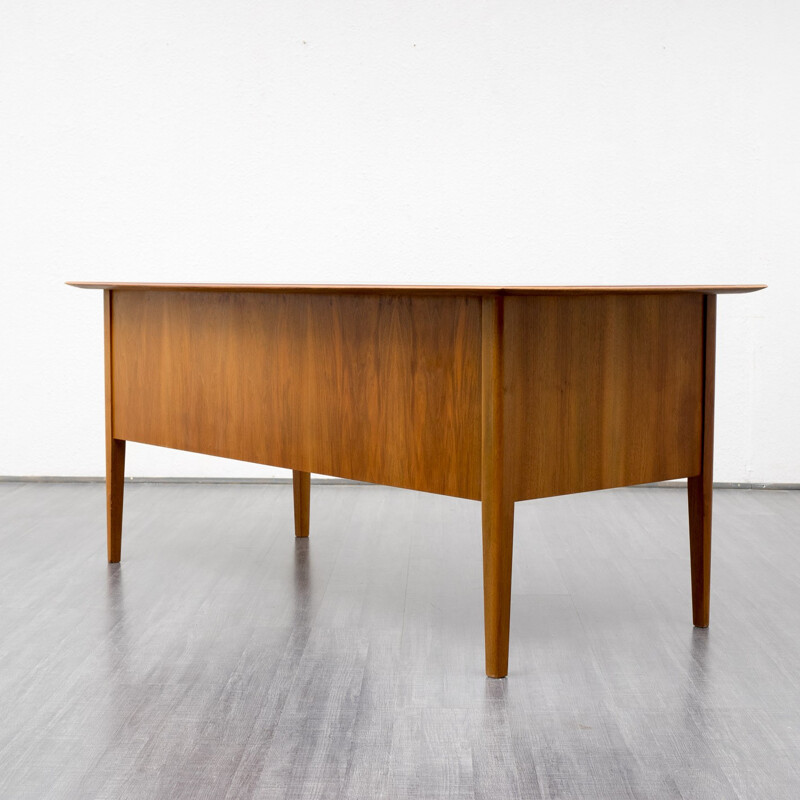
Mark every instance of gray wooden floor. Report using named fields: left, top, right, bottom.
left=1, top=482, right=799, bottom=799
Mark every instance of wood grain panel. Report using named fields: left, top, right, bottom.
left=506, top=293, right=705, bottom=501
left=111, top=290, right=483, bottom=499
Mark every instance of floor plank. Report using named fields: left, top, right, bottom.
left=2, top=483, right=799, bottom=799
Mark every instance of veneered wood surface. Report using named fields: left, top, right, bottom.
left=505, top=293, right=705, bottom=501
left=110, top=290, right=483, bottom=499
left=72, top=283, right=764, bottom=678
left=69, top=281, right=766, bottom=295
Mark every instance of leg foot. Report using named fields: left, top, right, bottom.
left=688, top=474, right=711, bottom=627
left=293, top=470, right=310, bottom=538
left=106, top=437, right=125, bottom=563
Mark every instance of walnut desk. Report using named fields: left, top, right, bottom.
left=69, top=282, right=765, bottom=678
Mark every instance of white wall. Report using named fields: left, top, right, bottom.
left=1, top=0, right=797, bottom=482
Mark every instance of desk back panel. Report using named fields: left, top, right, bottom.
left=110, top=290, right=483, bottom=499
left=506, top=293, right=705, bottom=501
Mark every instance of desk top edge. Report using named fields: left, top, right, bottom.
left=66, top=282, right=766, bottom=295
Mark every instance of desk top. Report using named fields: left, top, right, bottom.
left=67, top=282, right=765, bottom=296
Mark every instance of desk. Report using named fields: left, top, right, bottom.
left=69, top=282, right=765, bottom=677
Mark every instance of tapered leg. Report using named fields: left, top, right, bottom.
left=482, top=491, right=515, bottom=678
left=688, top=293, right=716, bottom=627
left=106, top=437, right=126, bottom=563
left=688, top=474, right=711, bottom=626
left=481, top=294, right=514, bottom=678
left=104, top=289, right=125, bottom=563
left=293, top=470, right=310, bottom=538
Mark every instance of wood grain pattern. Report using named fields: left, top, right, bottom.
left=481, top=295, right=515, bottom=679
left=69, top=281, right=766, bottom=295
left=293, top=470, right=310, bottom=538
left=104, top=290, right=125, bottom=563
left=110, top=291, right=483, bottom=499
left=688, top=294, right=716, bottom=627
left=505, top=293, right=705, bottom=501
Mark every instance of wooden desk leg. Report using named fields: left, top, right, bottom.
left=482, top=294, right=514, bottom=678
left=104, top=289, right=125, bottom=563
left=293, top=470, right=310, bottom=538
left=482, top=492, right=515, bottom=678
left=688, top=474, right=711, bottom=626
left=106, top=437, right=126, bottom=563
left=688, top=294, right=716, bottom=627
